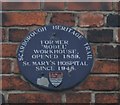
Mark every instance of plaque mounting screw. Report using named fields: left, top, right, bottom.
left=41, top=73, right=45, bottom=76
left=50, top=33, right=57, bottom=39
left=52, top=33, right=56, bottom=37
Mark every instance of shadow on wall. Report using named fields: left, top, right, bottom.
left=0, top=93, right=5, bottom=104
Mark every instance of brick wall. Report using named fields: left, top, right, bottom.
left=1, top=2, right=120, bottom=104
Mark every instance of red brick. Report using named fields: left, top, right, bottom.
left=67, top=2, right=112, bottom=11
left=12, top=59, right=20, bottom=74
left=2, top=2, right=40, bottom=10
left=44, top=2, right=64, bottom=10
left=79, top=13, right=104, bottom=27
left=9, top=29, right=29, bottom=42
left=74, top=76, right=119, bottom=91
left=66, top=93, right=91, bottom=103
left=0, top=28, right=6, bottom=42
left=87, top=29, right=113, bottom=43
left=2, top=12, right=47, bottom=26
left=114, top=2, right=120, bottom=11
left=51, top=13, right=75, bottom=27
left=8, top=93, right=61, bottom=103
left=1, top=44, right=18, bottom=57
left=92, top=60, right=119, bottom=74
left=1, top=59, right=11, bottom=74
left=2, top=76, right=35, bottom=91
left=2, top=76, right=10, bottom=90
left=96, top=93, right=119, bottom=103
left=97, top=45, right=120, bottom=59
left=91, top=45, right=96, bottom=57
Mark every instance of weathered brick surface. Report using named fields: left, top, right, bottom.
left=51, top=13, right=75, bottom=26
left=97, top=45, right=120, bottom=59
left=1, top=44, right=18, bottom=57
left=9, top=29, right=29, bottom=42
left=67, top=2, right=112, bottom=11
left=2, top=76, right=36, bottom=91
left=91, top=45, right=97, bottom=57
left=2, top=12, right=47, bottom=26
left=1, top=2, right=119, bottom=104
left=74, top=76, right=119, bottom=91
left=2, top=2, right=40, bottom=10
left=114, top=2, right=120, bottom=11
left=87, top=29, right=113, bottom=43
left=12, top=59, right=20, bottom=74
left=79, top=13, right=104, bottom=27
left=107, top=14, right=120, bottom=27
left=0, top=28, right=6, bottom=42
left=92, top=60, right=119, bottom=74
left=66, top=93, right=91, bottom=103
left=8, top=93, right=62, bottom=103
left=44, top=2, right=64, bottom=10
left=1, top=59, right=11, bottom=74
left=95, top=93, right=119, bottom=103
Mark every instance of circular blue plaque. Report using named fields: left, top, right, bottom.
left=17, top=25, right=94, bottom=91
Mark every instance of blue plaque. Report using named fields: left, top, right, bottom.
left=17, top=25, right=94, bottom=91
